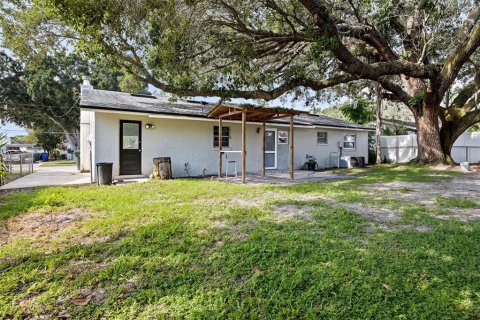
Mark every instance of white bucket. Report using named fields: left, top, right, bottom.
left=460, top=162, right=470, bottom=172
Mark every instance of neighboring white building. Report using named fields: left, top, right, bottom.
left=79, top=81, right=372, bottom=179
left=5, top=142, right=44, bottom=154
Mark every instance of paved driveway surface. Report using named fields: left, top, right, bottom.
left=0, top=166, right=91, bottom=190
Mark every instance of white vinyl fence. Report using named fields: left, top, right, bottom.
left=380, top=131, right=480, bottom=163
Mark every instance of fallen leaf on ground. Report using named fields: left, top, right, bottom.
left=382, top=283, right=392, bottom=291
left=57, top=311, right=71, bottom=318
left=252, top=265, right=262, bottom=274
left=72, top=296, right=91, bottom=306
left=19, top=300, right=29, bottom=308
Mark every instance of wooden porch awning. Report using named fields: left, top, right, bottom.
left=208, top=104, right=305, bottom=183
left=207, top=103, right=305, bottom=122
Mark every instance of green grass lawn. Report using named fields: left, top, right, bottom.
left=0, top=165, right=479, bottom=319
left=40, top=160, right=77, bottom=167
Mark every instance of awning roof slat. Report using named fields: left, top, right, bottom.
left=207, top=103, right=306, bottom=122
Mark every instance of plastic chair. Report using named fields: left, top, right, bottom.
left=225, top=154, right=237, bottom=177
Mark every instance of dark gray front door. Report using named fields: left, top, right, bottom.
left=120, top=120, right=142, bottom=175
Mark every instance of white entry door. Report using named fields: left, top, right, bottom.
left=265, top=129, right=277, bottom=169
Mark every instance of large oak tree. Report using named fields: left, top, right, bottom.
left=3, top=0, right=480, bottom=163
left=0, top=51, right=146, bottom=148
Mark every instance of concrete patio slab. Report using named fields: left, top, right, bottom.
left=0, top=166, right=91, bottom=190
left=219, top=170, right=348, bottom=185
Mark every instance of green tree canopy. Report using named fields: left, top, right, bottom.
left=339, top=99, right=375, bottom=125
left=34, top=131, right=62, bottom=155
left=3, top=0, right=480, bottom=163
left=0, top=50, right=147, bottom=148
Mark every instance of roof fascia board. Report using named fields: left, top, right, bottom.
left=81, top=106, right=369, bottom=130
left=81, top=108, right=151, bottom=117
left=148, top=113, right=312, bottom=128
left=312, top=125, right=372, bottom=131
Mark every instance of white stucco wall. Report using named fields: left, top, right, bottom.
left=293, top=127, right=369, bottom=169
left=79, top=110, right=94, bottom=172
left=84, top=110, right=369, bottom=179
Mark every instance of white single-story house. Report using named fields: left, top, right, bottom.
left=79, top=79, right=372, bottom=180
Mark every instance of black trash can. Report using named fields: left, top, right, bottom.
left=74, top=151, right=81, bottom=171
left=96, top=162, right=113, bottom=185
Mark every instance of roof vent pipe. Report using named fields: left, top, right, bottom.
left=82, top=76, right=92, bottom=86
left=81, top=75, right=93, bottom=93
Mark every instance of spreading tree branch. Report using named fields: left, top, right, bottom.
left=336, top=23, right=397, bottom=61
left=438, top=8, right=480, bottom=99
left=143, top=74, right=359, bottom=100
left=449, top=70, right=480, bottom=110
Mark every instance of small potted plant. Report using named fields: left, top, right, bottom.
left=305, top=154, right=318, bottom=171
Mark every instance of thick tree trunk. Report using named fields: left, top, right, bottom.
left=46, top=115, right=79, bottom=150
left=439, top=122, right=459, bottom=165
left=440, top=115, right=480, bottom=165
left=64, top=129, right=79, bottom=150
left=413, top=104, right=444, bottom=164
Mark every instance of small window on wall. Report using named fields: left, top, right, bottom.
left=213, top=126, right=230, bottom=147
left=343, top=134, right=356, bottom=149
left=278, top=131, right=288, bottom=144
left=317, top=131, right=328, bottom=144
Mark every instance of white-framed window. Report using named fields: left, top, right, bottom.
left=278, top=131, right=288, bottom=144
left=343, top=134, right=356, bottom=149
left=213, top=126, right=230, bottom=147
left=317, top=131, right=328, bottom=144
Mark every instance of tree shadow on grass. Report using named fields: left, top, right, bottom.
left=1, top=196, right=479, bottom=319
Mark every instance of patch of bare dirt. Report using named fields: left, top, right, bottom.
left=271, top=205, right=313, bottom=221
left=77, top=287, right=108, bottom=303
left=316, top=173, right=480, bottom=227
left=0, top=208, right=93, bottom=246
left=193, top=196, right=264, bottom=207
left=366, top=174, right=480, bottom=221
left=67, top=259, right=110, bottom=275
left=435, top=210, right=480, bottom=222
left=202, top=220, right=257, bottom=256
left=228, top=198, right=263, bottom=206
left=236, top=233, right=249, bottom=241
left=123, top=275, right=144, bottom=295
left=365, top=223, right=432, bottom=233
left=211, top=220, right=227, bottom=229
left=193, top=197, right=224, bottom=206
left=415, top=225, right=432, bottom=232
left=227, top=191, right=284, bottom=207
left=322, top=199, right=401, bottom=222
left=368, top=176, right=480, bottom=204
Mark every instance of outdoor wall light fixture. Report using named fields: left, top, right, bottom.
left=145, top=123, right=155, bottom=129
left=256, top=127, right=261, bottom=134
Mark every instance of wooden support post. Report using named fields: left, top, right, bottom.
left=262, top=121, right=266, bottom=176
left=289, top=115, right=294, bottom=180
left=218, top=118, right=222, bottom=178
left=20, top=154, right=23, bottom=176
left=242, top=110, right=246, bottom=183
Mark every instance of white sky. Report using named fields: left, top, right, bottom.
left=0, top=122, right=28, bottom=137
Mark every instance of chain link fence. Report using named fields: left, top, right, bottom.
left=0, top=153, right=35, bottom=186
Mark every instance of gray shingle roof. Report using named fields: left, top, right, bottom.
left=80, top=88, right=372, bottom=130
